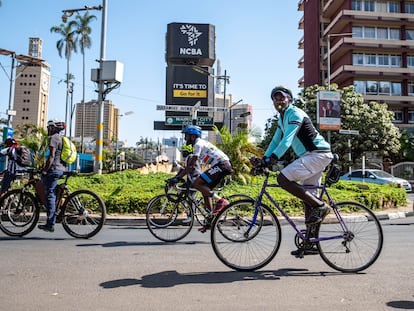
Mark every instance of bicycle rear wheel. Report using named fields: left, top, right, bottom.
left=0, top=189, right=39, bottom=237
left=210, top=200, right=281, bottom=271
left=61, top=189, right=106, bottom=239
left=317, top=201, right=383, bottom=273
left=146, top=194, right=193, bottom=242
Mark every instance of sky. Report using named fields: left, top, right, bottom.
left=0, top=0, right=303, bottom=147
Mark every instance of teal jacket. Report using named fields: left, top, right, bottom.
left=264, top=104, right=330, bottom=159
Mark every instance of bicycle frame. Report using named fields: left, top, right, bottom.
left=249, top=172, right=349, bottom=244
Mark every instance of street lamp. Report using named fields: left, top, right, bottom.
left=229, top=99, right=243, bottom=134
left=114, top=110, right=133, bottom=171
left=62, top=3, right=105, bottom=173
left=326, top=32, right=354, bottom=90
left=192, top=66, right=230, bottom=127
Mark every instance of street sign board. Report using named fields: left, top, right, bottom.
left=339, top=129, right=359, bottom=135
left=157, top=104, right=227, bottom=113
left=165, top=116, right=213, bottom=125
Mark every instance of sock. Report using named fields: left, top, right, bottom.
left=211, top=193, right=220, bottom=201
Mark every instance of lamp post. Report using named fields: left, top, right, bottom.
left=229, top=99, right=243, bottom=134
left=326, top=32, right=354, bottom=90
left=114, top=110, right=133, bottom=171
left=192, top=66, right=230, bottom=128
left=62, top=2, right=105, bottom=173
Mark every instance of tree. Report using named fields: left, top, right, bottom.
left=213, top=125, right=261, bottom=184
left=50, top=21, right=78, bottom=135
left=73, top=12, right=97, bottom=153
left=261, top=84, right=401, bottom=168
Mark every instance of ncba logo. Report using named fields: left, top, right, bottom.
left=179, top=48, right=202, bottom=56
left=180, top=24, right=202, bottom=46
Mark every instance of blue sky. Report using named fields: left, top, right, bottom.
left=0, top=0, right=303, bottom=147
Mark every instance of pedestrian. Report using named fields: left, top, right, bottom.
left=263, top=86, right=334, bottom=255
left=169, top=125, right=233, bottom=232
left=37, top=119, right=66, bottom=232
left=0, top=138, right=23, bottom=196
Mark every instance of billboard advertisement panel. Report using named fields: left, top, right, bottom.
left=317, top=91, right=341, bottom=130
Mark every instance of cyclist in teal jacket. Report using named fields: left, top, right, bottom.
left=263, top=86, right=333, bottom=235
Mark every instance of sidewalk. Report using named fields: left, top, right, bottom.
left=104, top=200, right=414, bottom=226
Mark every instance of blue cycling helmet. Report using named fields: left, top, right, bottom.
left=182, top=125, right=202, bottom=137
left=270, top=86, right=293, bottom=101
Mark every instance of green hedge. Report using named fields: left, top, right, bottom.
left=65, top=170, right=408, bottom=215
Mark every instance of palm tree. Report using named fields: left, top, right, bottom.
left=50, top=21, right=77, bottom=136
left=73, top=12, right=97, bottom=153
left=213, top=125, right=261, bottom=184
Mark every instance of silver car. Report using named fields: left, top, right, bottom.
left=340, top=169, right=412, bottom=192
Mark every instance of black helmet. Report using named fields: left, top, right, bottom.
left=47, top=119, right=65, bottom=131
left=270, top=86, right=293, bottom=101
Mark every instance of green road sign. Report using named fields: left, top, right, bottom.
left=165, top=116, right=213, bottom=126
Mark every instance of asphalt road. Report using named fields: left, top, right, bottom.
left=0, top=217, right=413, bottom=311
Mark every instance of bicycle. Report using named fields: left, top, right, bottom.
left=0, top=168, right=106, bottom=238
left=146, top=178, right=254, bottom=242
left=210, top=155, right=384, bottom=272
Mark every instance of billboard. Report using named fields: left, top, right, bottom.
left=166, top=23, right=216, bottom=66
left=317, top=91, right=341, bottom=130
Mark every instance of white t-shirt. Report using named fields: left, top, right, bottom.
left=192, top=138, right=229, bottom=167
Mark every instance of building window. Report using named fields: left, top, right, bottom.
left=377, top=27, right=388, bottom=39
left=352, top=0, right=362, bottom=10
left=409, top=111, right=414, bottom=123
left=353, top=53, right=364, bottom=65
left=388, top=1, right=400, bottom=13
left=364, top=27, right=376, bottom=38
left=378, top=54, right=389, bottom=66
left=408, top=56, right=414, bottom=68
left=364, top=0, right=375, bottom=11
left=391, top=82, right=402, bottom=95
left=379, top=81, right=391, bottom=94
left=365, top=54, right=377, bottom=65
left=353, top=26, right=363, bottom=38
left=366, top=81, right=378, bottom=94
left=390, top=55, right=401, bottom=67
left=408, top=83, right=414, bottom=95
left=390, top=28, right=400, bottom=40
left=406, top=2, right=414, bottom=13
left=406, top=29, right=414, bottom=40
left=393, top=111, right=403, bottom=123
left=354, top=81, right=366, bottom=94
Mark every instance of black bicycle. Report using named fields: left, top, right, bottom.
left=146, top=178, right=254, bottom=242
left=0, top=169, right=106, bottom=238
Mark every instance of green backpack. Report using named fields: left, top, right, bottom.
left=61, top=136, right=77, bottom=164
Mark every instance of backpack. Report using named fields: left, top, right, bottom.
left=13, top=146, right=32, bottom=167
left=61, top=136, right=77, bottom=164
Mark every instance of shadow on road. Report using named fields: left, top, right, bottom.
left=77, top=240, right=210, bottom=247
left=386, top=299, right=414, bottom=309
left=99, top=268, right=351, bottom=289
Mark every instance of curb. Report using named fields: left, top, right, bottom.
left=104, top=210, right=414, bottom=227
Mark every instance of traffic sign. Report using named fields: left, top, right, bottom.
left=157, top=104, right=228, bottom=113
left=165, top=116, right=213, bottom=125
left=339, top=129, right=359, bottom=135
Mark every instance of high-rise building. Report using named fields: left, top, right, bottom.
left=13, top=38, right=50, bottom=130
left=74, top=99, right=118, bottom=141
left=298, top=0, right=414, bottom=128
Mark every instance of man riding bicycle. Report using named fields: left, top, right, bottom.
left=263, top=86, right=334, bottom=255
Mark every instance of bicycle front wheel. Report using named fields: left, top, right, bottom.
left=0, top=189, right=39, bottom=237
left=210, top=200, right=281, bottom=271
left=146, top=194, right=193, bottom=242
left=61, top=189, right=106, bottom=239
left=317, top=201, right=383, bottom=273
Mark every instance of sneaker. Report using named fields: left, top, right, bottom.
left=305, top=203, right=331, bottom=225
left=212, top=198, right=229, bottom=215
left=291, top=245, right=319, bottom=258
left=38, top=224, right=55, bottom=232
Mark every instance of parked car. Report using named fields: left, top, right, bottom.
left=340, top=169, right=412, bottom=192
